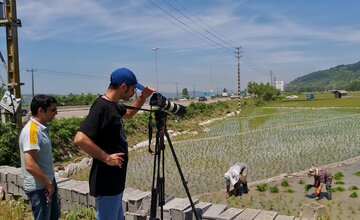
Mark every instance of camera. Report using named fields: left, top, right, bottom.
left=149, top=92, right=186, bottom=116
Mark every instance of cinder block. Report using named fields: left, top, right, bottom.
left=128, top=191, right=151, bottom=213
left=0, top=166, right=16, bottom=184
left=234, top=208, right=261, bottom=220
left=125, top=212, right=148, bottom=220
left=254, top=210, right=278, bottom=220
left=8, top=182, right=15, bottom=194
left=88, top=195, right=96, bottom=207
left=0, top=182, right=8, bottom=194
left=58, top=179, right=78, bottom=201
left=202, top=203, right=227, bottom=220
left=122, top=189, right=142, bottom=213
left=164, top=197, right=199, bottom=220
left=275, top=215, right=295, bottom=220
left=7, top=168, right=21, bottom=185
left=218, top=207, right=244, bottom=220
left=174, top=202, right=212, bottom=220
left=16, top=174, right=24, bottom=187
left=70, top=181, right=89, bottom=205
left=134, top=194, right=151, bottom=217
left=60, top=198, right=71, bottom=211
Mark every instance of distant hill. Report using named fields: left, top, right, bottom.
left=285, top=61, right=360, bottom=92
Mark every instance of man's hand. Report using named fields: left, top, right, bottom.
left=140, top=86, right=156, bottom=99
left=315, top=187, right=321, bottom=197
left=105, top=153, right=125, bottom=167
left=44, top=180, right=54, bottom=203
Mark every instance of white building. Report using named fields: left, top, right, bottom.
left=275, top=81, right=284, bottom=92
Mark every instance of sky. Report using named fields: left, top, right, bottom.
left=1, top=0, right=360, bottom=95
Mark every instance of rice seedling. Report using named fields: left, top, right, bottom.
left=270, top=185, right=279, bottom=193
left=349, top=192, right=358, bottom=198
left=332, top=186, right=345, bottom=192
left=335, top=181, right=345, bottom=185
left=298, top=179, right=305, bottom=184
left=256, top=183, right=267, bottom=192
left=348, top=186, right=359, bottom=191
left=285, top=188, right=295, bottom=193
left=334, top=172, right=344, bottom=181
left=281, top=179, right=289, bottom=187
left=305, top=184, right=314, bottom=192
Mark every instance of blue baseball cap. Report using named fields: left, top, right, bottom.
left=110, top=68, right=145, bottom=90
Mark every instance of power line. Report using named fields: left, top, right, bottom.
left=163, top=0, right=234, bottom=51
left=136, top=0, right=234, bottom=55
left=22, top=67, right=108, bottom=80
left=172, top=0, right=238, bottom=47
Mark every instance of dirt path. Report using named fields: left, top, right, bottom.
left=197, top=156, right=360, bottom=219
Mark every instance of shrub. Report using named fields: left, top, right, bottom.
left=50, top=117, right=83, bottom=161
left=257, top=183, right=267, bottom=192
left=0, top=122, right=20, bottom=167
left=281, top=179, right=289, bottom=187
left=349, top=192, right=358, bottom=198
left=298, top=179, right=305, bottom=184
left=332, top=186, right=345, bottom=192
left=0, top=199, right=30, bottom=219
left=334, top=172, right=344, bottom=180
left=270, top=186, right=279, bottom=193
left=285, top=188, right=295, bottom=193
left=62, top=204, right=95, bottom=219
left=354, top=171, right=360, bottom=177
left=348, top=186, right=359, bottom=191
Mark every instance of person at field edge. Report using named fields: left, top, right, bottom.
left=74, top=68, right=155, bottom=220
left=19, top=95, right=60, bottom=220
left=308, top=166, right=333, bottom=200
left=224, top=162, right=249, bottom=195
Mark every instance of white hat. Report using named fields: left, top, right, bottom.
left=224, top=171, right=239, bottom=186
left=308, top=166, right=318, bottom=176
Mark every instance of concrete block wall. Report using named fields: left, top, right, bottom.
left=0, top=166, right=296, bottom=220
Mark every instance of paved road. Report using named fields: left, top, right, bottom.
left=56, top=98, right=230, bottom=118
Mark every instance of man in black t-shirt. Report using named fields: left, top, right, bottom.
left=74, top=68, right=155, bottom=220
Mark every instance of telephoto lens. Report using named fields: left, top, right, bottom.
left=149, top=92, right=186, bottom=116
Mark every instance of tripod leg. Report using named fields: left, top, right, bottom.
left=165, top=130, right=200, bottom=220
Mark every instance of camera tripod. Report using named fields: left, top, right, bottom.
left=149, top=110, right=200, bottom=220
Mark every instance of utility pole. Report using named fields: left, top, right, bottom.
left=175, top=82, right=179, bottom=100
left=0, top=0, right=22, bottom=130
left=152, top=47, right=159, bottom=90
left=210, top=67, right=213, bottom=95
left=235, top=46, right=242, bottom=111
left=270, top=70, right=273, bottom=86
left=27, top=68, right=37, bottom=99
left=273, top=76, right=277, bottom=88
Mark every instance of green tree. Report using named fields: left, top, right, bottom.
left=0, top=122, right=20, bottom=166
left=182, top=88, right=190, bottom=99
left=223, top=88, right=227, bottom=93
left=247, top=82, right=280, bottom=102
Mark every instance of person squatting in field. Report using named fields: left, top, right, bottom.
left=224, top=162, right=249, bottom=196
left=308, top=166, right=333, bottom=200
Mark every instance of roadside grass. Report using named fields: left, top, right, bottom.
left=0, top=199, right=32, bottom=220
left=0, top=200, right=96, bottom=220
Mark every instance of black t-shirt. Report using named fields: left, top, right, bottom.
left=79, top=96, right=128, bottom=196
